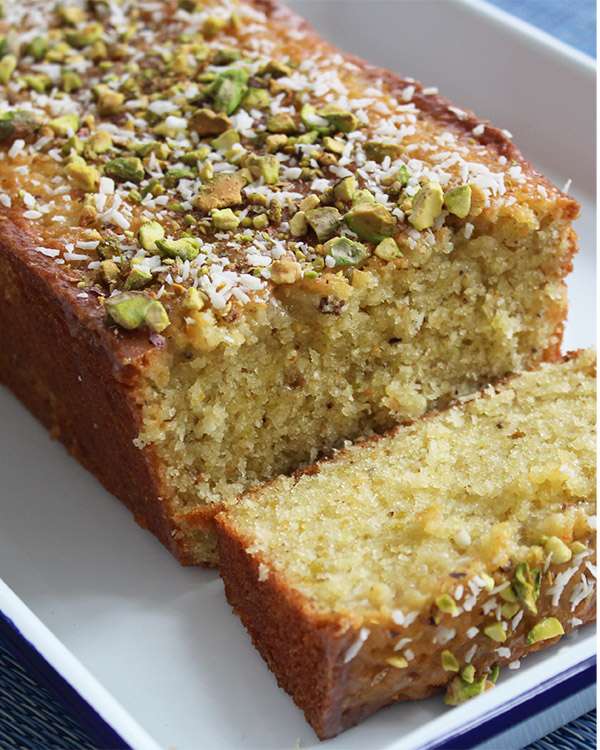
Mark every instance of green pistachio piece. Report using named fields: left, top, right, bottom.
left=61, top=70, right=83, bottom=93
left=480, top=573, right=495, bottom=592
left=86, top=130, right=112, bottom=154
left=570, top=541, right=588, bottom=554
left=386, top=655, right=408, bottom=669
left=483, top=623, right=507, bottom=643
left=211, top=208, right=240, bottom=231
left=364, top=141, right=402, bottom=162
left=106, top=292, right=170, bottom=333
left=65, top=156, right=100, bottom=191
left=49, top=113, right=80, bottom=136
left=211, top=128, right=240, bottom=153
left=183, top=286, right=204, bottom=311
left=0, top=110, right=40, bottom=143
left=489, top=665, right=500, bottom=684
left=352, top=189, right=375, bottom=206
left=265, top=133, right=288, bottom=153
left=441, top=650, right=460, bottom=672
left=299, top=194, right=321, bottom=212
left=289, top=211, right=307, bottom=238
left=105, top=156, right=145, bottom=183
left=181, top=147, right=210, bottom=164
left=444, top=184, right=472, bottom=219
left=252, top=213, right=269, bottom=229
left=245, top=153, right=279, bottom=184
left=317, top=104, right=358, bottom=133
left=99, top=259, right=120, bottom=284
left=526, top=617, right=564, bottom=646
left=323, top=136, right=345, bottom=155
left=165, top=167, right=196, bottom=187
left=23, top=74, right=51, bottom=93
left=56, top=4, right=86, bottom=25
left=435, top=594, right=459, bottom=617
left=94, top=84, right=125, bottom=116
left=333, top=175, right=356, bottom=203
left=501, top=601, right=520, bottom=619
left=190, top=107, right=230, bottom=136
left=65, top=23, right=103, bottom=49
left=499, top=586, right=518, bottom=603
left=300, top=103, right=330, bottom=133
left=345, top=202, right=395, bottom=242
left=461, top=665, right=476, bottom=684
left=138, top=221, right=165, bottom=251
left=323, top=236, right=369, bottom=267
left=296, top=130, right=319, bottom=145
left=242, top=87, right=270, bottom=110
left=512, top=562, right=541, bottom=615
left=124, top=266, right=153, bottom=290
left=26, top=36, right=49, bottom=61
left=210, top=68, right=248, bottom=115
left=374, top=237, right=401, bottom=260
left=305, top=207, right=341, bottom=242
left=544, top=536, right=572, bottom=565
left=194, top=173, right=245, bottom=212
left=202, top=15, right=227, bottom=39
left=266, top=113, right=296, bottom=134
left=61, top=135, right=83, bottom=157
left=409, top=182, right=444, bottom=231
left=444, top=675, right=489, bottom=706
left=156, top=237, right=201, bottom=261
left=212, top=48, right=240, bottom=65
left=261, top=60, right=292, bottom=78
left=0, top=55, right=17, bottom=85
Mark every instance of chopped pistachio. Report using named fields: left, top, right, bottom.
left=61, top=135, right=83, bottom=157
left=242, top=87, right=270, bottom=110
left=49, top=113, right=80, bottom=136
left=26, top=36, right=48, bottom=61
left=0, top=55, right=17, bottom=84
left=194, top=173, right=245, bottom=212
left=333, top=175, right=356, bottom=203
left=527, top=617, right=564, bottom=646
left=375, top=237, right=401, bottom=261
left=56, top=4, right=86, bottom=25
left=480, top=573, right=495, bottom=592
left=483, top=622, right=507, bottom=643
left=138, top=221, right=165, bottom=251
left=323, top=136, right=345, bottom=155
left=211, top=128, right=240, bottom=152
left=409, top=182, right=444, bottom=231
left=190, top=107, right=230, bottom=136
left=296, top=131, right=319, bottom=145
left=252, top=213, right=269, bottom=229
left=317, top=104, right=359, bottom=133
left=499, top=586, right=517, bottom=603
left=0, top=110, right=40, bottom=143
left=211, top=208, right=240, bottom=231
left=352, top=189, right=375, bottom=206
left=345, top=203, right=395, bottom=242
left=156, top=237, right=201, bottom=261
left=212, top=47, right=241, bottom=65
left=435, top=594, right=459, bottom=617
left=570, top=541, right=587, bottom=555
left=66, top=23, right=103, bottom=49
left=364, top=141, right=402, bottom=162
left=245, top=153, right=279, bottom=184
left=106, top=292, right=170, bottom=333
left=183, top=287, right=204, bottom=311
left=265, top=133, right=288, bottom=153
left=65, top=156, right=100, bottom=191
left=299, top=194, right=320, bottom=212
left=444, top=675, right=490, bottom=706
left=262, top=59, right=292, bottom=77
left=202, top=15, right=227, bottom=39
left=270, top=259, right=302, bottom=285
left=461, top=664, right=476, bottom=684
left=512, top=562, right=541, bottom=615
left=544, top=536, right=572, bottom=565
left=165, top=167, right=196, bottom=187
left=289, top=211, right=308, bottom=238
left=86, top=130, right=112, bottom=155
left=501, top=601, right=520, bottom=619
left=489, top=665, right=500, bottom=684
left=444, top=184, right=472, bottom=218
left=386, top=655, right=408, bottom=669
left=125, top=266, right=152, bottom=290
left=99, top=259, right=120, bottom=284
left=23, top=74, right=51, bottom=93
left=210, top=68, right=248, bottom=115
left=305, top=207, right=341, bottom=242
left=266, top=113, right=296, bottom=134
left=105, top=156, right=144, bottom=183
left=94, top=84, right=125, bottom=116
left=181, top=147, right=210, bottom=165
left=441, top=650, right=460, bottom=672
left=324, top=236, right=369, bottom=267
left=61, top=70, right=83, bottom=93
left=300, top=103, right=329, bottom=133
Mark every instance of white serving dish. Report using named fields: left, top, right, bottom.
left=0, top=1, right=595, bottom=748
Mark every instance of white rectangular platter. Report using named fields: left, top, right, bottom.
left=0, top=1, right=595, bottom=748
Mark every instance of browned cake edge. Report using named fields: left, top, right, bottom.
left=215, top=519, right=596, bottom=740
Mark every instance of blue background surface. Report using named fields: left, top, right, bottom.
left=0, top=1, right=596, bottom=748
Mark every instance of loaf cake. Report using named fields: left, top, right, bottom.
left=0, top=0, right=578, bottom=564
left=216, top=351, right=596, bottom=739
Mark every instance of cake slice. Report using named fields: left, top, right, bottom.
left=216, top=351, right=596, bottom=739
left=0, top=0, right=578, bottom=564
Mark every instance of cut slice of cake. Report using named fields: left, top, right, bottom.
left=216, top=351, right=597, bottom=739
left=0, top=0, right=578, bottom=564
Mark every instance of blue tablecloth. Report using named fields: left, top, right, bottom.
left=0, top=2, right=595, bottom=749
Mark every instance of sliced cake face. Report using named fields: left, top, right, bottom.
left=216, top=352, right=596, bottom=738
left=0, top=0, right=578, bottom=563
